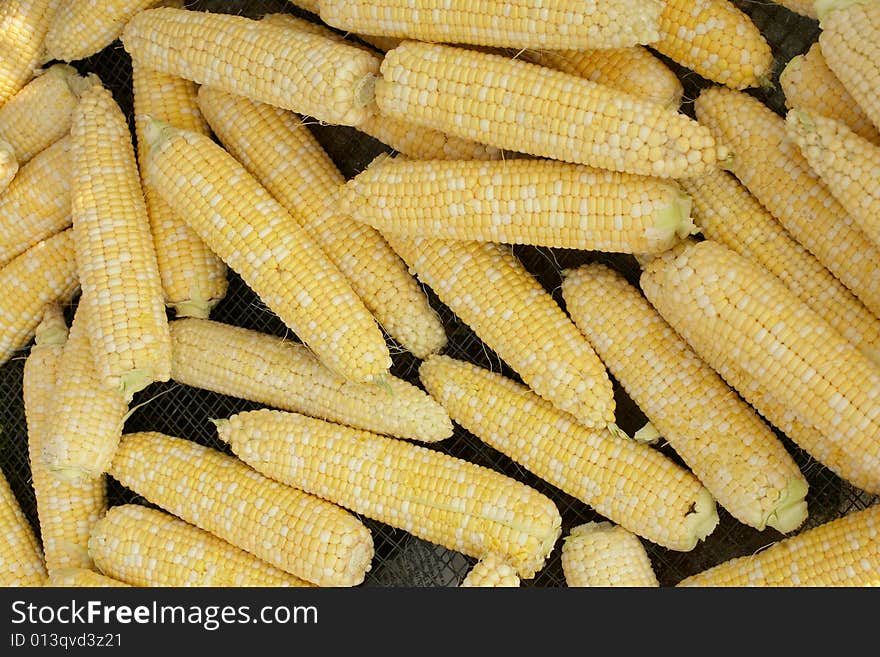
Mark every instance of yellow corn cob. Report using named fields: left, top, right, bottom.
left=169, top=318, right=452, bottom=442
left=780, top=42, right=880, bottom=145
left=89, top=504, right=314, bottom=587
left=695, top=86, right=880, bottom=318
left=41, top=304, right=129, bottom=484
left=681, top=168, right=880, bottom=363
left=375, top=41, right=725, bottom=178
left=355, top=33, right=403, bottom=53
left=142, top=120, right=391, bottom=384
left=817, top=0, right=880, bottom=133
left=678, top=503, right=880, bottom=586
left=774, top=0, right=819, bottom=18
left=460, top=554, right=520, bottom=588
left=0, top=142, right=17, bottom=192
left=24, top=305, right=107, bottom=573
left=343, top=155, right=697, bottom=254
left=216, top=408, right=563, bottom=579
left=0, top=0, right=56, bottom=104
left=121, top=7, right=381, bottom=127
left=196, top=86, right=446, bottom=359
left=640, top=239, right=880, bottom=495
left=561, top=521, right=660, bottom=587
left=382, top=234, right=614, bottom=428
left=44, top=0, right=164, bottom=62
left=521, top=46, right=684, bottom=110
left=320, top=0, right=665, bottom=50
left=561, top=262, right=808, bottom=533
left=786, top=110, right=880, bottom=248
left=0, top=137, right=71, bottom=268
left=285, top=0, right=320, bottom=14
left=0, top=229, right=79, bottom=367
left=653, top=0, right=773, bottom=90
left=108, top=431, right=375, bottom=586
left=419, top=354, right=720, bottom=551
left=132, top=63, right=228, bottom=319
left=48, top=567, right=131, bottom=587
left=0, top=64, right=98, bottom=174
left=0, top=467, right=46, bottom=586
left=70, top=83, right=171, bottom=401
left=260, top=12, right=501, bottom=162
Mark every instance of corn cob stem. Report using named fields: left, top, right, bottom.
left=70, top=83, right=171, bottom=401
left=24, top=304, right=108, bottom=573
left=215, top=408, right=563, bottom=579
left=695, top=86, right=880, bottom=319
left=0, top=137, right=71, bottom=268
left=0, top=467, right=46, bottom=586
left=419, top=354, right=720, bottom=551
left=460, top=554, right=520, bottom=588
left=122, top=7, right=381, bottom=127
left=383, top=234, right=615, bottom=428
left=169, top=318, right=452, bottom=442
left=143, top=118, right=391, bottom=384
left=561, top=522, right=660, bottom=587
left=640, top=240, right=880, bottom=495
left=375, top=41, right=725, bottom=178
left=343, top=155, right=696, bottom=254
left=108, top=431, right=375, bottom=586
left=0, top=229, right=79, bottom=368
left=196, top=85, right=446, bottom=359
left=89, top=505, right=314, bottom=587
left=677, top=503, right=880, bottom=586
left=319, top=0, right=664, bottom=50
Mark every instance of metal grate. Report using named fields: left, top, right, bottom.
left=0, top=0, right=875, bottom=588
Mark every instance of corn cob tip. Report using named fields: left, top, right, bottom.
left=650, top=187, right=697, bottom=245
left=815, top=0, right=869, bottom=22
left=355, top=73, right=378, bottom=110
left=171, top=284, right=223, bottom=320
left=142, top=115, right=177, bottom=153
left=33, top=306, right=68, bottom=346
left=764, top=477, right=809, bottom=533
left=683, top=488, right=720, bottom=550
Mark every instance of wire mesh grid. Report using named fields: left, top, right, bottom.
left=0, top=0, right=877, bottom=588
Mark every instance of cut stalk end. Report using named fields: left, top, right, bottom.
left=683, top=488, right=720, bottom=550
left=120, top=368, right=155, bottom=402
left=764, top=476, right=809, bottom=533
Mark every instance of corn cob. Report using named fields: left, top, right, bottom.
left=817, top=0, right=880, bottom=133
left=89, top=504, right=314, bottom=587
left=653, top=0, right=773, bottom=90
left=561, top=262, right=808, bottom=533
left=786, top=110, right=880, bottom=248
left=142, top=120, right=391, bottom=384
left=285, top=0, right=319, bottom=14
left=24, top=305, right=107, bottom=573
left=169, top=318, right=452, bottom=443
left=216, top=408, right=563, bottom=579
left=774, top=0, right=819, bottom=18
left=681, top=168, right=880, bottom=363
left=780, top=42, right=880, bottom=145
left=41, top=304, right=129, bottom=484
left=0, top=0, right=57, bottom=105
left=319, top=0, right=664, bottom=50
left=132, top=62, right=228, bottom=319
left=419, top=354, right=720, bottom=551
left=0, top=467, right=46, bottom=586
left=460, top=554, right=520, bottom=588
left=0, top=64, right=98, bottom=175
left=70, top=83, right=171, bottom=401
left=0, top=137, right=71, bottom=268
left=196, top=86, right=446, bottom=359
left=0, top=143, right=17, bottom=192
left=695, top=86, right=880, bottom=319
left=640, top=239, right=880, bottom=495
left=522, top=46, right=684, bottom=110
left=44, top=0, right=164, bottom=63
left=375, top=41, right=725, bottom=178
left=48, top=568, right=130, bottom=587
left=0, top=229, right=79, bottom=368
left=108, top=431, right=375, bottom=587
left=343, top=155, right=697, bottom=254
left=561, top=522, right=660, bottom=587
left=678, top=503, right=880, bottom=586
left=260, top=12, right=501, bottom=162
left=121, top=7, right=381, bottom=127
left=356, top=33, right=403, bottom=53
left=383, top=234, right=614, bottom=428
